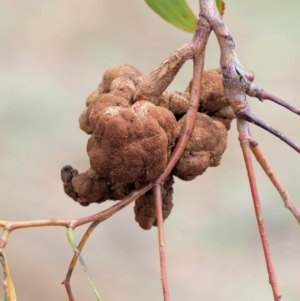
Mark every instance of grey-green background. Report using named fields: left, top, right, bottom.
left=1, top=1, right=300, bottom=300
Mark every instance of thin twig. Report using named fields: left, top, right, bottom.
left=251, top=145, right=300, bottom=224
left=239, top=120, right=281, bottom=301
left=236, top=107, right=300, bottom=153
left=246, top=83, right=300, bottom=116
left=154, top=184, right=170, bottom=301
left=72, top=182, right=153, bottom=228
left=0, top=182, right=153, bottom=232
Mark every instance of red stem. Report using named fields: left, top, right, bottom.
left=251, top=145, right=300, bottom=224
left=240, top=139, right=281, bottom=301
left=154, top=184, right=170, bottom=301
left=157, top=17, right=212, bottom=184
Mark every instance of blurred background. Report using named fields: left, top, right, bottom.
left=1, top=1, right=300, bottom=300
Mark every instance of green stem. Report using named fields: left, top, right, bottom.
left=66, top=227, right=102, bottom=301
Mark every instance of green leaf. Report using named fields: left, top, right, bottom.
left=145, top=0, right=226, bottom=32
left=216, top=0, right=225, bottom=16
left=145, top=0, right=197, bottom=33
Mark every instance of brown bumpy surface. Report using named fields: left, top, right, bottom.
left=200, top=68, right=229, bottom=113
left=61, top=166, right=110, bottom=206
left=61, top=165, right=134, bottom=206
left=184, top=68, right=235, bottom=129
left=168, top=92, right=190, bottom=116
left=173, top=112, right=228, bottom=181
left=211, top=105, right=235, bottom=130
left=134, top=176, right=174, bottom=230
left=86, top=89, right=99, bottom=106
left=87, top=100, right=177, bottom=184
left=99, top=63, right=144, bottom=94
left=184, top=68, right=228, bottom=113
left=110, top=76, right=136, bottom=101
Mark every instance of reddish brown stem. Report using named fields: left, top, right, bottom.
left=0, top=182, right=153, bottom=232
left=236, top=107, right=300, bottom=154
left=154, top=184, right=170, bottom=301
left=247, top=84, right=300, bottom=116
left=151, top=15, right=211, bottom=301
left=251, top=145, right=300, bottom=225
left=157, top=17, right=212, bottom=183
left=240, top=139, right=281, bottom=301
left=72, top=182, right=153, bottom=228
left=64, top=281, right=75, bottom=301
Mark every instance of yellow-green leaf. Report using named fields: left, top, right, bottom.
left=145, top=0, right=197, bottom=33
left=1, top=252, right=17, bottom=301
left=145, top=0, right=226, bottom=32
left=66, top=228, right=102, bottom=301
left=216, top=0, right=225, bottom=16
